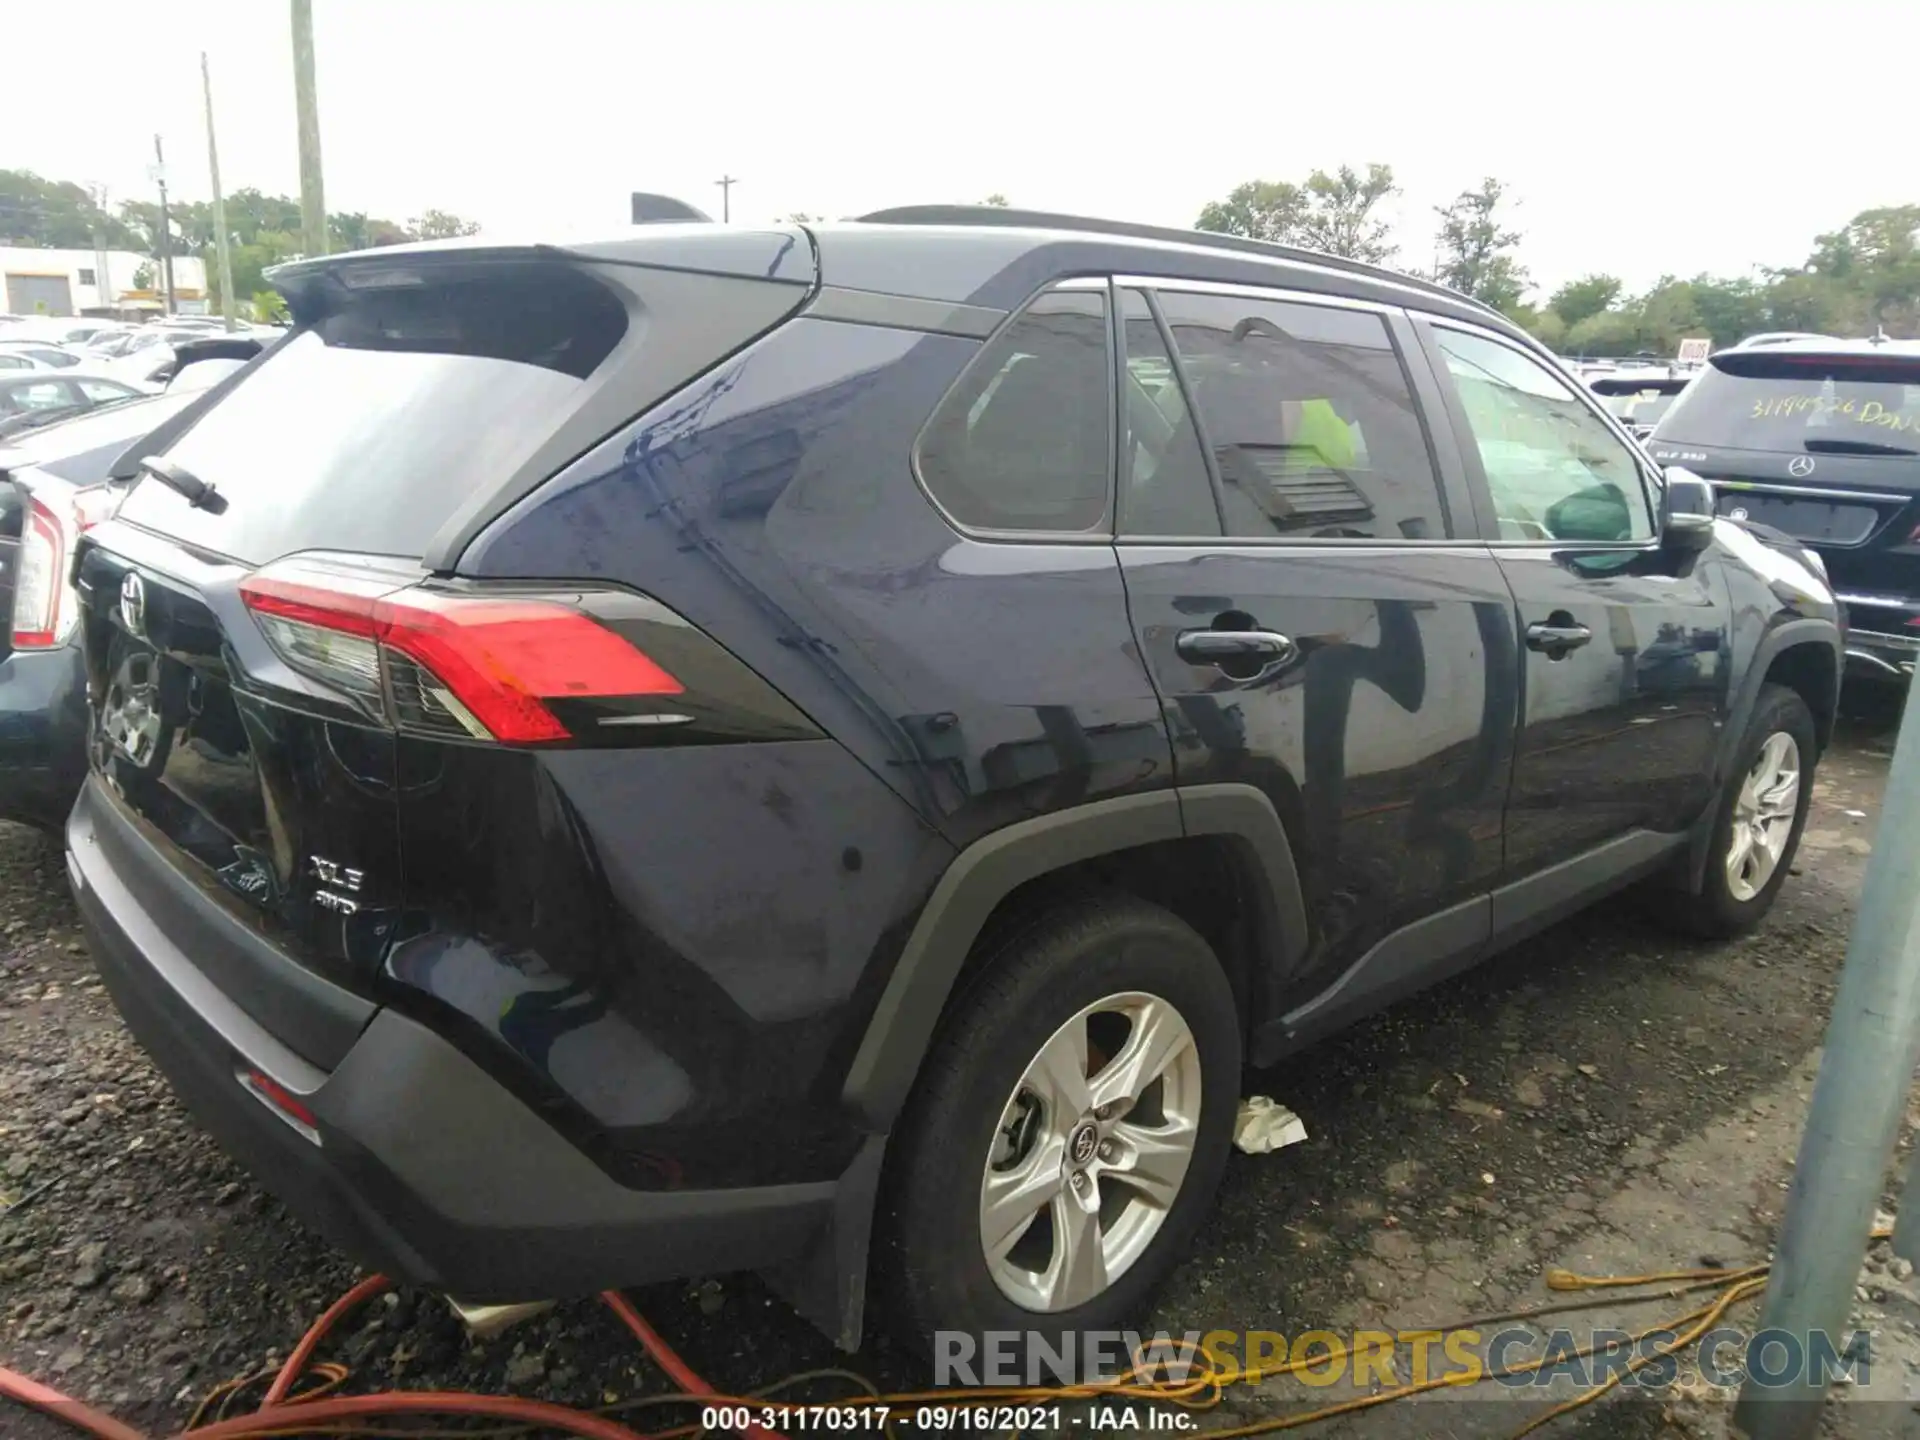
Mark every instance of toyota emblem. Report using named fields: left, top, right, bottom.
left=120, top=571, right=146, bottom=638
left=1787, top=455, right=1816, bottom=478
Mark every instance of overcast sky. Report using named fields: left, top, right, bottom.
left=11, top=1, right=1916, bottom=297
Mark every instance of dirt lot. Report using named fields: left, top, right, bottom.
left=3, top=691, right=1918, bottom=1439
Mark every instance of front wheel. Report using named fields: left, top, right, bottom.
left=877, top=894, right=1240, bottom=1349
left=1672, top=683, right=1817, bottom=938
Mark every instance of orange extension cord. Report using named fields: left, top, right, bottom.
left=0, top=1273, right=784, bottom=1440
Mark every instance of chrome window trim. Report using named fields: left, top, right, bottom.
left=1419, top=313, right=1664, bottom=553
left=1116, top=537, right=1493, bottom=554
left=1115, top=274, right=1393, bottom=315
left=1837, top=592, right=1920, bottom=613
left=1105, top=238, right=1487, bottom=310
left=1713, top=480, right=1904, bottom=505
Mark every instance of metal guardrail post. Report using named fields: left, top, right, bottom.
left=1733, top=674, right=1920, bottom=1440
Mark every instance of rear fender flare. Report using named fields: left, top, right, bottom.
left=840, top=784, right=1307, bottom=1132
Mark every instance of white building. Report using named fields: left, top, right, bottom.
left=0, top=246, right=209, bottom=315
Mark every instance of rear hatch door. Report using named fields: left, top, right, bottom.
left=73, top=240, right=812, bottom=1066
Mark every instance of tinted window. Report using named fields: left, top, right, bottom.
left=1436, top=329, right=1653, bottom=543
left=1119, top=289, right=1219, bottom=537
left=0, top=379, right=73, bottom=413
left=918, top=289, right=1111, bottom=533
left=78, top=378, right=136, bottom=402
left=1156, top=293, right=1444, bottom=540
left=116, top=262, right=630, bottom=563
left=1653, top=352, right=1920, bottom=455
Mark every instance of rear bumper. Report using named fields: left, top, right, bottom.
left=1835, top=590, right=1920, bottom=680
left=68, top=776, right=846, bottom=1302
left=0, top=641, right=88, bottom=831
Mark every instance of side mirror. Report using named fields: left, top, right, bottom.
left=1661, top=466, right=1715, bottom=551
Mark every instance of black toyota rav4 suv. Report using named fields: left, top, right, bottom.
left=1646, top=337, right=1920, bottom=680
left=69, top=209, right=1839, bottom=1350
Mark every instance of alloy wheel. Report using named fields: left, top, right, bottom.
left=1726, top=730, right=1801, bottom=902
left=978, top=991, right=1202, bottom=1312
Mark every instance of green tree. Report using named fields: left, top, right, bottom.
left=1197, top=164, right=1398, bottom=262
left=1547, top=274, right=1622, bottom=329
left=1565, top=309, right=1642, bottom=357
left=1523, top=308, right=1568, bottom=350
left=1294, top=163, right=1398, bottom=263
left=1810, top=205, right=1920, bottom=328
left=1433, top=178, right=1529, bottom=314
left=131, top=263, right=155, bottom=290
left=407, top=209, right=481, bottom=240
left=1686, top=275, right=1768, bottom=346
left=0, top=170, right=138, bottom=247
left=1196, top=179, right=1307, bottom=245
left=980, top=193, right=1010, bottom=207
left=250, top=290, right=290, bottom=324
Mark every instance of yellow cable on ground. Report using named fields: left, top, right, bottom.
left=171, top=1227, right=1898, bottom=1440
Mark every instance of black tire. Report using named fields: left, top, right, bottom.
left=1671, top=683, right=1817, bottom=939
left=876, top=892, right=1240, bottom=1354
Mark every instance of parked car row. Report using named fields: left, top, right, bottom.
left=0, top=334, right=274, bottom=828
left=21, top=210, right=1844, bottom=1354
left=1643, top=334, right=1920, bottom=680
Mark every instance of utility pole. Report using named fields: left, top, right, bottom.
left=201, top=54, right=238, bottom=330
left=88, top=184, right=113, bottom=314
left=715, top=175, right=737, bottom=223
left=291, top=0, right=328, bottom=257
left=1734, top=672, right=1920, bottom=1440
left=151, top=136, right=176, bottom=315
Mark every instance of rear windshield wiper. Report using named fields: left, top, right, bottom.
left=138, top=456, right=225, bottom=512
left=1803, top=437, right=1918, bottom=458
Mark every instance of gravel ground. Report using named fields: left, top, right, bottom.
left=2, top=688, right=1916, bottom=1439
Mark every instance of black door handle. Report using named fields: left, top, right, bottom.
left=1526, top=622, right=1593, bottom=654
left=1176, top=628, right=1299, bottom=673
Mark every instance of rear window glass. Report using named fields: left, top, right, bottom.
left=115, top=264, right=628, bottom=562
left=1654, top=355, right=1920, bottom=455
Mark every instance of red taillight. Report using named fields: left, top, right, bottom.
left=11, top=486, right=122, bottom=651
left=240, top=572, right=682, bottom=744
left=10, top=499, right=66, bottom=649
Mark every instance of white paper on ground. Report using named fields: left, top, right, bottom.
left=1233, top=1095, right=1308, bottom=1154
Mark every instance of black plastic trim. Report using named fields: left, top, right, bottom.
left=1686, top=619, right=1842, bottom=889
left=1488, top=828, right=1684, bottom=950
left=1262, top=894, right=1490, bottom=1060
left=805, top=286, right=1005, bottom=338
left=841, top=783, right=1310, bottom=1128
left=840, top=791, right=1184, bottom=1128
left=74, top=778, right=374, bottom=1071
left=74, top=799, right=851, bottom=1302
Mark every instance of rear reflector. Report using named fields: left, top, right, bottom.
left=240, top=572, right=682, bottom=744
left=238, top=1068, right=321, bottom=1145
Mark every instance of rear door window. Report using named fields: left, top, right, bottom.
left=114, top=262, right=630, bottom=563
left=1154, top=291, right=1447, bottom=541
left=1653, top=352, right=1920, bottom=456
left=1118, top=288, right=1220, bottom=537
left=916, top=288, right=1113, bottom=534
